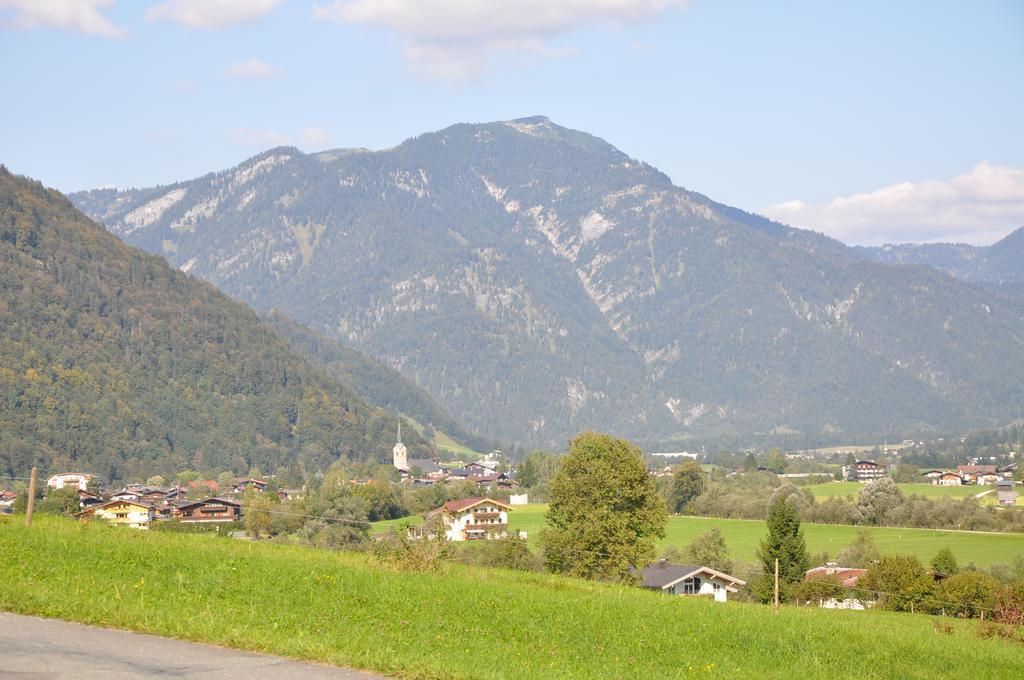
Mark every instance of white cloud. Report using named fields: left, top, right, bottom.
left=313, top=0, right=685, bottom=81
left=300, top=127, right=331, bottom=148
left=222, top=58, right=282, bottom=79
left=231, top=126, right=291, bottom=147
left=0, top=0, right=125, bottom=37
left=761, top=163, right=1024, bottom=246
left=146, top=0, right=282, bottom=29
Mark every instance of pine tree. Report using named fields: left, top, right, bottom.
left=753, top=497, right=810, bottom=603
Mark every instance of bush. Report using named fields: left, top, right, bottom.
left=369, top=524, right=454, bottom=572
left=861, top=555, right=933, bottom=612
left=932, top=571, right=999, bottom=618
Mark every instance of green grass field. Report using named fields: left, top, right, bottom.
left=2, top=517, right=1022, bottom=679
left=808, top=482, right=984, bottom=500
left=376, top=505, right=1024, bottom=567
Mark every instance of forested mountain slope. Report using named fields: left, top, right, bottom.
left=263, top=311, right=499, bottom=454
left=0, top=167, right=432, bottom=482
left=70, top=117, right=1024, bottom=447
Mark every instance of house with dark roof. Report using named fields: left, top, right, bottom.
left=431, top=497, right=514, bottom=541
left=634, top=560, right=746, bottom=602
left=175, top=497, right=243, bottom=523
left=996, top=479, right=1019, bottom=506
left=844, top=460, right=886, bottom=482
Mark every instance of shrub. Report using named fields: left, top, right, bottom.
left=369, top=524, right=454, bottom=572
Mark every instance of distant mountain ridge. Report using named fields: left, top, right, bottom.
left=70, top=117, right=1024, bottom=447
left=0, top=167, right=433, bottom=482
left=858, top=227, right=1024, bottom=296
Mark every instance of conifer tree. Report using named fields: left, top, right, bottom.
left=753, top=497, right=809, bottom=603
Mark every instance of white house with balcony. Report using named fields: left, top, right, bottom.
left=434, top=497, right=513, bottom=541
left=634, top=561, right=746, bottom=602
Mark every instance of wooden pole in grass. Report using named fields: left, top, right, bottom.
left=25, top=466, right=37, bottom=527
left=774, top=558, right=780, bottom=614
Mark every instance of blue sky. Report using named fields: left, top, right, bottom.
left=1, top=0, right=1022, bottom=245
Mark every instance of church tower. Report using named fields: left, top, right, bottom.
left=392, top=420, right=409, bottom=472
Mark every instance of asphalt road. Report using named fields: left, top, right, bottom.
left=0, top=612, right=386, bottom=679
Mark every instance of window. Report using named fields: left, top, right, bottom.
left=680, top=578, right=701, bottom=595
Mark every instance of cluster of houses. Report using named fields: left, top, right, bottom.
left=391, top=428, right=517, bottom=491
left=36, top=472, right=291, bottom=530
left=920, top=464, right=1017, bottom=485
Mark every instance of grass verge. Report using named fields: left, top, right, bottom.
left=3, top=517, right=1023, bottom=679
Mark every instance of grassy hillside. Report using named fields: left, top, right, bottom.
left=0, top=168, right=431, bottom=481
left=376, top=505, right=1024, bottom=567
left=2, top=517, right=1021, bottom=679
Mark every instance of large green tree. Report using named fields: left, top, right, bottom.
left=681, top=527, right=733, bottom=573
left=542, top=432, right=667, bottom=580
left=667, top=460, right=704, bottom=513
left=753, top=497, right=810, bottom=603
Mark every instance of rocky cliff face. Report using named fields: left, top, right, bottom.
left=72, top=117, right=1024, bottom=446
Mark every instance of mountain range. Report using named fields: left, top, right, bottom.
left=858, top=228, right=1024, bottom=296
left=69, top=116, right=1024, bottom=448
left=0, top=167, right=434, bottom=482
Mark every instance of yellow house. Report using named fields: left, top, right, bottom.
left=76, top=499, right=154, bottom=529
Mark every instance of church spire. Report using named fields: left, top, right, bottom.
left=397, top=419, right=402, bottom=444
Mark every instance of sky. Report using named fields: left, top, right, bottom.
left=1, top=0, right=1022, bottom=246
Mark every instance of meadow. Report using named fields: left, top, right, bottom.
left=376, top=505, right=1024, bottom=567
left=2, top=516, right=1022, bottom=679
left=807, top=481, right=983, bottom=500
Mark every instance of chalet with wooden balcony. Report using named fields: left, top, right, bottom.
left=435, top=497, right=513, bottom=541
left=174, top=497, right=243, bottom=523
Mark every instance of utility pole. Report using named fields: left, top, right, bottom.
left=774, top=558, right=780, bottom=614
left=25, top=466, right=37, bottom=527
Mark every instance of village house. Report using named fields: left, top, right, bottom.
left=111, top=485, right=180, bottom=503
left=996, top=479, right=1019, bottom=506
left=634, top=560, right=746, bottom=602
left=76, top=499, right=155, bottom=529
left=0, top=490, right=16, bottom=513
left=233, top=478, right=267, bottom=493
left=920, top=469, right=944, bottom=480
left=175, top=497, right=243, bottom=523
left=804, top=565, right=870, bottom=609
left=431, top=497, right=513, bottom=541
left=851, top=458, right=884, bottom=481
left=46, top=472, right=95, bottom=492
left=276, top=488, right=305, bottom=501
left=935, top=471, right=963, bottom=486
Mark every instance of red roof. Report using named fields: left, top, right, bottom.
left=805, top=567, right=867, bottom=587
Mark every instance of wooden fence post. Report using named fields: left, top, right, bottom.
left=25, top=466, right=37, bottom=527
left=774, top=558, right=780, bottom=614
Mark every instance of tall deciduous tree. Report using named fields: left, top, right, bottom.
left=681, top=527, right=733, bottom=573
left=542, top=432, right=666, bottom=580
left=857, top=478, right=903, bottom=525
left=668, top=460, right=704, bottom=513
left=753, top=497, right=809, bottom=603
